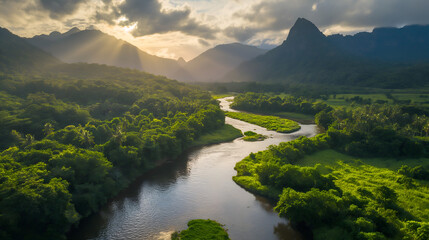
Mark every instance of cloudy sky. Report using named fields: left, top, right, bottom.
left=1, top=0, right=429, bottom=60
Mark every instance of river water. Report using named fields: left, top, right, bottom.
left=68, top=97, right=318, bottom=240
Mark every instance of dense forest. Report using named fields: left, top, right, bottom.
left=0, top=65, right=227, bottom=240
left=232, top=95, right=429, bottom=240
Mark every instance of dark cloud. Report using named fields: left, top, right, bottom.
left=198, top=39, right=210, bottom=46
left=96, top=0, right=217, bottom=39
left=228, top=0, right=429, bottom=41
left=39, top=0, right=84, bottom=19
left=224, top=26, right=258, bottom=42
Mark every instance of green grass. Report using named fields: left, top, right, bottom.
left=211, top=94, right=234, bottom=99
left=323, top=92, right=429, bottom=109
left=242, top=131, right=267, bottom=142
left=225, top=112, right=301, bottom=133
left=298, top=150, right=429, bottom=221
left=271, top=112, right=315, bottom=124
left=324, top=93, right=393, bottom=108
left=191, top=124, right=242, bottom=147
left=171, top=219, right=230, bottom=240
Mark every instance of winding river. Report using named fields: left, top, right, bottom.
left=68, top=97, right=319, bottom=240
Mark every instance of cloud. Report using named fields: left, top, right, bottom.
left=224, top=26, right=259, bottom=42
left=39, top=0, right=84, bottom=19
left=198, top=39, right=210, bottom=47
left=96, top=0, right=218, bottom=39
left=227, top=0, right=429, bottom=41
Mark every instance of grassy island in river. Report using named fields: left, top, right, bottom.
left=225, top=112, right=301, bottom=133
left=171, top=219, right=230, bottom=240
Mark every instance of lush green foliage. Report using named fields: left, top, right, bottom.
left=231, top=92, right=332, bottom=116
left=171, top=219, right=230, bottom=240
left=242, top=131, right=267, bottom=142
left=0, top=65, right=227, bottom=240
left=318, top=104, right=429, bottom=158
left=190, top=124, right=242, bottom=147
left=233, top=100, right=429, bottom=239
left=225, top=112, right=300, bottom=133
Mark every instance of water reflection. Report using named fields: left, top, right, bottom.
left=274, top=222, right=304, bottom=240
left=68, top=97, right=319, bottom=240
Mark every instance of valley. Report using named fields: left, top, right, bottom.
left=1, top=4, right=429, bottom=239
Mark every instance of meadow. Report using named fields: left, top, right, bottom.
left=190, top=124, right=242, bottom=147
left=225, top=112, right=301, bottom=133
left=299, top=150, right=429, bottom=222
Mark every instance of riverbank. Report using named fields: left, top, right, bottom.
left=68, top=100, right=317, bottom=240
left=225, top=112, right=301, bottom=133
left=233, top=136, right=429, bottom=240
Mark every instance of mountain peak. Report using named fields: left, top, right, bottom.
left=64, top=27, right=81, bottom=36
left=177, top=57, right=187, bottom=66
left=285, top=18, right=325, bottom=44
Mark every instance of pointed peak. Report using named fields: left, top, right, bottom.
left=285, top=18, right=325, bottom=44
left=177, top=57, right=186, bottom=63
left=49, top=31, right=61, bottom=37
left=64, top=27, right=81, bottom=36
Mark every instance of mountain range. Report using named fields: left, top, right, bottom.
left=0, top=27, right=59, bottom=72
left=28, top=28, right=184, bottom=80
left=1, top=17, right=429, bottom=88
left=27, top=29, right=267, bottom=82
left=329, top=25, right=429, bottom=63
left=224, top=18, right=429, bottom=88
left=176, top=43, right=268, bottom=82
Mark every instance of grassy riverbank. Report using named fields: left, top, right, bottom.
left=191, top=124, right=242, bottom=147
left=233, top=145, right=429, bottom=240
left=225, top=112, right=301, bottom=133
left=171, top=219, right=230, bottom=240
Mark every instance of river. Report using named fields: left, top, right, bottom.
left=68, top=97, right=319, bottom=240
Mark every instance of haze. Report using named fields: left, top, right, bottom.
left=2, top=0, right=429, bottom=60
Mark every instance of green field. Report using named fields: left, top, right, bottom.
left=191, top=124, right=242, bottom=147
left=270, top=111, right=315, bottom=124
left=324, top=92, right=429, bottom=108
left=171, top=219, right=230, bottom=240
left=211, top=93, right=235, bottom=99
left=225, top=112, right=301, bottom=133
left=298, top=150, right=429, bottom=221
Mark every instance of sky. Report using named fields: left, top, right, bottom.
left=1, top=0, right=429, bottom=61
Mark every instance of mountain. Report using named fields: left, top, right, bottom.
left=27, top=29, right=186, bottom=80
left=224, top=18, right=366, bottom=84
left=328, top=24, right=429, bottom=63
left=0, top=27, right=59, bottom=72
left=223, top=18, right=429, bottom=88
left=175, top=43, right=268, bottom=82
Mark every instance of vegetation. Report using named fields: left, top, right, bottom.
left=0, top=65, right=228, bottom=240
left=225, top=112, right=300, bottom=133
left=242, top=131, right=267, bottom=142
left=211, top=93, right=234, bottom=100
left=171, top=219, right=230, bottom=240
left=190, top=124, right=242, bottom=147
left=231, top=92, right=332, bottom=115
left=233, top=100, right=429, bottom=239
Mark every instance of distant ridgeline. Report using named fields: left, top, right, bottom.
left=0, top=27, right=226, bottom=239
left=27, top=28, right=268, bottom=83
left=224, top=18, right=429, bottom=88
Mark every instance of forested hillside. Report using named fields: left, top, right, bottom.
left=27, top=28, right=185, bottom=80
left=0, top=65, right=226, bottom=240
left=0, top=27, right=229, bottom=239
left=0, top=28, right=59, bottom=72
